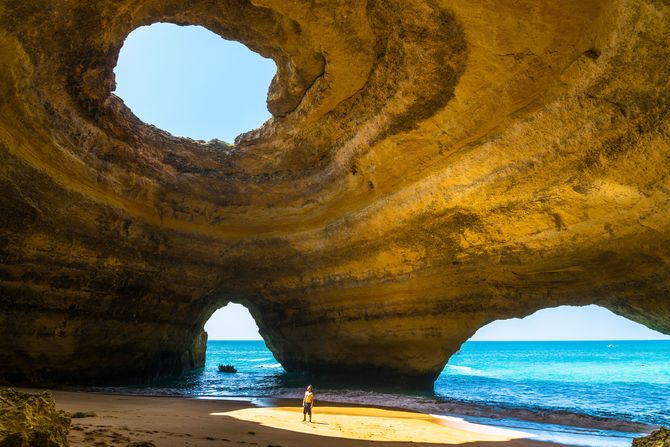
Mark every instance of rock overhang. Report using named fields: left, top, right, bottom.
left=0, top=0, right=668, bottom=386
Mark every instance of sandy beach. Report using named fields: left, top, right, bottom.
left=26, top=389, right=576, bottom=447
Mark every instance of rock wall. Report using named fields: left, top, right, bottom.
left=0, top=0, right=668, bottom=386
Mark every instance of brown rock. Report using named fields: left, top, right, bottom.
left=0, top=389, right=70, bottom=447
left=0, top=0, right=669, bottom=386
left=633, top=428, right=670, bottom=447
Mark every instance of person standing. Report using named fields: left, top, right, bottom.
left=302, top=385, right=314, bottom=422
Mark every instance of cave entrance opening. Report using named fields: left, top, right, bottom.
left=204, top=302, right=263, bottom=341
left=435, top=304, right=670, bottom=428
left=200, top=303, right=285, bottom=394
left=113, top=22, right=276, bottom=143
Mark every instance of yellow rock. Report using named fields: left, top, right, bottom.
left=0, top=0, right=668, bottom=385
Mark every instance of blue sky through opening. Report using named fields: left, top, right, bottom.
left=114, top=23, right=275, bottom=143
left=205, top=304, right=670, bottom=341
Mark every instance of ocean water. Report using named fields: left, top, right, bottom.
left=436, top=341, right=670, bottom=427
left=101, top=339, right=670, bottom=442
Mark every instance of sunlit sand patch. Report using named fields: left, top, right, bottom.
left=211, top=406, right=533, bottom=444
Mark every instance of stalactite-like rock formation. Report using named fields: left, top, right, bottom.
left=0, top=0, right=669, bottom=386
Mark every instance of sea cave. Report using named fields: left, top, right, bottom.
left=0, top=0, right=669, bottom=391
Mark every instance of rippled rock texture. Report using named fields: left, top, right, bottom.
left=0, top=389, right=70, bottom=446
left=0, top=0, right=669, bottom=386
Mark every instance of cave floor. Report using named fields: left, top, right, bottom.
left=33, top=389, right=573, bottom=447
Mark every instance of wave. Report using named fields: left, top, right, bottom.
left=258, top=387, right=652, bottom=435
left=446, top=365, right=476, bottom=374
left=443, top=364, right=495, bottom=377
left=87, top=340, right=670, bottom=433
left=77, top=381, right=655, bottom=444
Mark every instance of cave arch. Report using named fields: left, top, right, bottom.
left=204, top=303, right=263, bottom=341
left=435, top=305, right=670, bottom=425
left=0, top=0, right=669, bottom=389
left=466, top=305, right=670, bottom=342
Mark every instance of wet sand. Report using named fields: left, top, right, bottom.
left=34, top=389, right=575, bottom=447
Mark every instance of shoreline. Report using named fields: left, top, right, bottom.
left=254, top=396, right=655, bottom=435
left=13, top=387, right=653, bottom=447
left=15, top=388, right=570, bottom=447
left=49, top=384, right=657, bottom=434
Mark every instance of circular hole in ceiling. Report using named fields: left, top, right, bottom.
left=114, top=22, right=277, bottom=143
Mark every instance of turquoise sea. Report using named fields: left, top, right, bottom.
left=98, top=340, right=670, bottom=446
left=437, top=341, right=670, bottom=426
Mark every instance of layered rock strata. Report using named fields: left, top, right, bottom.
left=0, top=0, right=669, bottom=386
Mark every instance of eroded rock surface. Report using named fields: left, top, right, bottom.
left=0, top=389, right=70, bottom=446
left=633, top=428, right=670, bottom=447
left=0, top=0, right=669, bottom=385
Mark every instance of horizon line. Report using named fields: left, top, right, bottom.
left=207, top=338, right=670, bottom=342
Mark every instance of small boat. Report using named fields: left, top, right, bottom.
left=218, top=364, right=237, bottom=373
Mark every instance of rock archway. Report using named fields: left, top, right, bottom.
left=0, top=0, right=669, bottom=386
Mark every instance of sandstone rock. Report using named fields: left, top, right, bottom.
left=0, top=0, right=668, bottom=386
left=0, top=389, right=70, bottom=447
left=633, top=428, right=670, bottom=447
